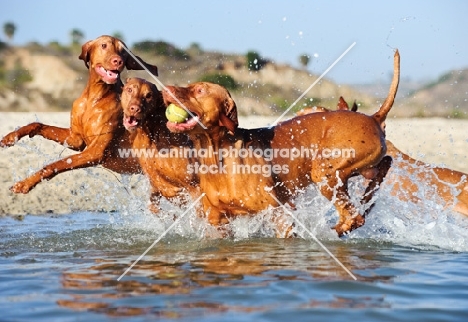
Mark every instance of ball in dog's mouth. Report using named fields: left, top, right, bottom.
left=165, top=104, right=190, bottom=123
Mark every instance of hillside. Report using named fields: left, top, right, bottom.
left=0, top=41, right=467, bottom=118
left=394, top=69, right=468, bottom=118
left=0, top=41, right=379, bottom=116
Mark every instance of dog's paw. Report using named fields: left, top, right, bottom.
left=148, top=203, right=161, bottom=214
left=0, top=134, right=18, bottom=148
left=10, top=181, right=32, bottom=194
left=334, top=215, right=365, bottom=237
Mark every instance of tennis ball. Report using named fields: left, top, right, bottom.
left=166, top=103, right=189, bottom=123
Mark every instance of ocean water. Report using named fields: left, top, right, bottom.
left=1, top=175, right=468, bottom=321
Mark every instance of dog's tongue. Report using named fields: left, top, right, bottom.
left=166, top=116, right=199, bottom=132
left=96, top=66, right=119, bottom=84
left=123, top=115, right=139, bottom=129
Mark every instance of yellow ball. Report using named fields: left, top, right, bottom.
left=166, top=103, right=189, bottom=123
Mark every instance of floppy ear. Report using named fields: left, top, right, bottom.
left=125, top=55, right=159, bottom=76
left=219, top=95, right=238, bottom=134
left=116, top=40, right=159, bottom=76
left=78, top=39, right=94, bottom=69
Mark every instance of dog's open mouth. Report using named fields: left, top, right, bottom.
left=96, top=65, right=120, bottom=84
left=123, top=114, right=140, bottom=130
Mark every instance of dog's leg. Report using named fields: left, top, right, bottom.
left=200, top=196, right=235, bottom=238
left=10, top=141, right=109, bottom=193
left=361, top=156, right=392, bottom=217
left=272, top=209, right=295, bottom=238
left=314, top=173, right=364, bottom=237
left=148, top=190, right=162, bottom=214
left=333, top=187, right=365, bottom=237
left=1, top=123, right=85, bottom=151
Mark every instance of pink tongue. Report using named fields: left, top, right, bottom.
left=97, top=66, right=119, bottom=83
left=166, top=116, right=199, bottom=131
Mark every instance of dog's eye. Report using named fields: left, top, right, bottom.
left=101, top=43, right=107, bottom=49
left=145, top=92, right=152, bottom=100
left=126, top=87, right=132, bottom=93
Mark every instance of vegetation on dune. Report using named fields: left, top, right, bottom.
left=0, top=23, right=466, bottom=117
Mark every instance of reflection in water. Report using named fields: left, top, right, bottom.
left=2, top=182, right=468, bottom=320
left=57, top=240, right=393, bottom=318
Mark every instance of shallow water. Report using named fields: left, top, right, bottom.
left=1, top=179, right=468, bottom=321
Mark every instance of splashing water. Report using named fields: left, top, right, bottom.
left=98, top=154, right=468, bottom=252
left=2, top=155, right=468, bottom=321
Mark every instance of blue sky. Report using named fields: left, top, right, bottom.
left=2, top=0, right=467, bottom=84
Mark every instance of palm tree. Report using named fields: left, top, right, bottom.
left=3, top=22, right=16, bottom=42
left=70, top=29, right=84, bottom=46
left=299, top=54, right=310, bottom=69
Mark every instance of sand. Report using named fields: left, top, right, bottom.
left=1, top=112, right=468, bottom=216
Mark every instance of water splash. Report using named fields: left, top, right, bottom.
left=106, top=163, right=468, bottom=252
left=2, top=152, right=467, bottom=254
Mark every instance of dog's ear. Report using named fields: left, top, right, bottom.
left=351, top=101, right=358, bottom=112
left=124, top=52, right=159, bottom=76
left=125, top=55, right=159, bottom=76
left=78, top=39, right=94, bottom=69
left=117, top=40, right=159, bottom=76
left=337, top=96, right=350, bottom=110
left=219, top=95, right=238, bottom=134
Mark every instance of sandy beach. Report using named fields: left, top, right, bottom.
left=1, top=112, right=468, bottom=216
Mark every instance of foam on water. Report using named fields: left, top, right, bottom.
left=106, top=159, right=468, bottom=253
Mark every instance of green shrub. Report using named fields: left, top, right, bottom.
left=133, top=40, right=189, bottom=60
left=7, top=59, right=33, bottom=88
left=449, top=109, right=466, bottom=119
left=246, top=51, right=267, bottom=71
left=272, top=97, right=322, bottom=113
left=0, top=62, right=5, bottom=85
left=198, top=73, right=238, bottom=90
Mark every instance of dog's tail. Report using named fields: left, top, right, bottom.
left=372, top=49, right=400, bottom=125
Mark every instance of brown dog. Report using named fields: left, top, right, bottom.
left=161, top=51, right=400, bottom=237
left=1, top=35, right=159, bottom=193
left=120, top=77, right=199, bottom=211
left=298, top=98, right=468, bottom=217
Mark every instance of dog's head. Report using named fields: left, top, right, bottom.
left=162, top=82, right=238, bottom=135
left=79, top=35, right=159, bottom=85
left=121, top=78, right=162, bottom=131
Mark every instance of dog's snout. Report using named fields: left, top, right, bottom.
left=129, top=104, right=141, bottom=114
left=110, top=55, right=123, bottom=69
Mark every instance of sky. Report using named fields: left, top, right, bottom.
left=1, top=0, right=468, bottom=85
